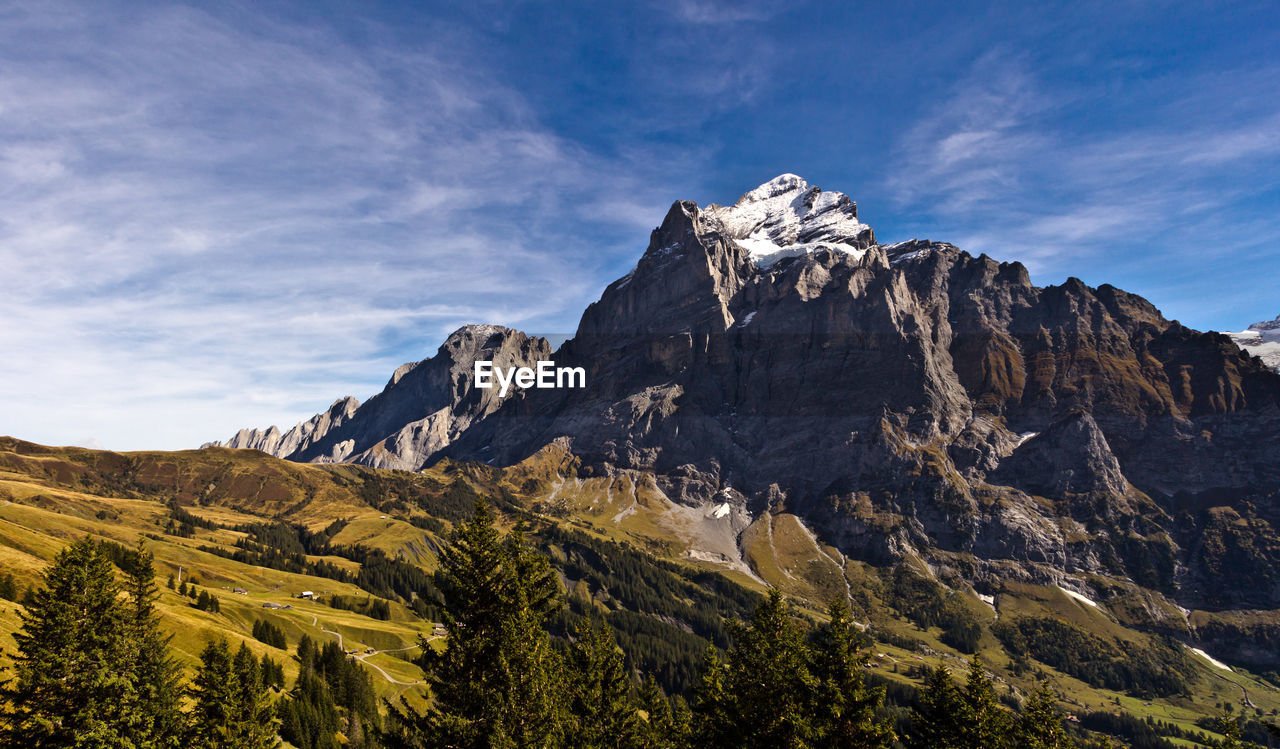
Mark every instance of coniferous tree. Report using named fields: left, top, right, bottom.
left=122, top=540, right=185, bottom=748
left=958, top=656, right=1012, bottom=749
left=809, top=599, right=896, bottom=748
left=260, top=654, right=286, bottom=691
left=5, top=537, right=138, bottom=747
left=188, top=639, right=238, bottom=748
left=638, top=675, right=690, bottom=749
left=187, top=639, right=278, bottom=748
left=278, top=659, right=340, bottom=749
left=233, top=642, right=280, bottom=748
left=695, top=589, right=816, bottom=749
left=912, top=658, right=1013, bottom=749
left=909, top=665, right=967, bottom=749
left=0, top=574, right=17, bottom=601
left=692, top=647, right=732, bottom=748
left=1016, top=684, right=1075, bottom=749
left=383, top=500, right=566, bottom=748
left=565, top=617, right=642, bottom=748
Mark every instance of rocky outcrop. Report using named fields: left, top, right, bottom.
left=205, top=396, right=360, bottom=458
left=207, top=325, right=553, bottom=470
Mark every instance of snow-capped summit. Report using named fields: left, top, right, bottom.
left=1226, top=314, right=1280, bottom=373
left=704, top=174, right=875, bottom=268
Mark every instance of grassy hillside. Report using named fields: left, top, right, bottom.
left=2, top=436, right=1279, bottom=746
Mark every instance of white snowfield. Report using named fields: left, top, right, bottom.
left=712, top=503, right=731, bottom=519
left=1189, top=647, right=1234, bottom=672
left=1227, top=318, right=1280, bottom=373
left=1058, top=586, right=1099, bottom=608
left=705, top=174, right=874, bottom=268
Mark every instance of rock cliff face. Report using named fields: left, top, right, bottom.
left=212, top=174, right=1280, bottom=613
left=205, top=325, right=552, bottom=470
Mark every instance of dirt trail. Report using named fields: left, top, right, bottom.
left=299, top=611, right=430, bottom=686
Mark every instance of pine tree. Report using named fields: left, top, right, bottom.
left=565, top=618, right=641, bottom=748
left=0, top=574, right=17, bottom=601
left=909, top=665, right=967, bottom=749
left=692, top=647, right=732, bottom=748
left=188, top=640, right=238, bottom=747
left=383, top=501, right=566, bottom=748
left=810, top=599, right=896, bottom=748
left=958, top=656, right=1012, bottom=749
left=187, top=639, right=278, bottom=748
left=737, top=589, right=817, bottom=748
left=258, top=653, right=286, bottom=692
left=1016, top=684, right=1074, bottom=749
left=5, top=536, right=138, bottom=747
left=122, top=540, right=185, bottom=748
left=233, top=642, right=280, bottom=748
left=638, top=675, right=690, bottom=749
left=692, top=589, right=817, bottom=749
left=278, top=664, right=340, bottom=749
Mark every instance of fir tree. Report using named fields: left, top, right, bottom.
left=278, top=664, right=340, bottom=749
left=692, top=647, right=732, bottom=748
left=260, top=654, right=286, bottom=691
left=0, top=574, right=17, bottom=601
left=706, top=589, right=817, bottom=749
left=1016, top=684, right=1074, bottom=749
left=565, top=617, right=642, bottom=748
left=638, top=675, right=690, bottom=749
left=809, top=599, right=896, bottom=748
left=233, top=642, right=279, bottom=748
left=383, top=500, right=566, bottom=748
left=909, top=665, right=967, bottom=749
left=187, top=639, right=278, bottom=748
left=958, top=656, right=1012, bottom=749
left=5, top=536, right=138, bottom=747
left=122, top=540, right=185, bottom=748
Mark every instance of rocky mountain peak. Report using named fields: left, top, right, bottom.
left=1248, top=314, right=1280, bottom=334
left=703, top=173, right=875, bottom=268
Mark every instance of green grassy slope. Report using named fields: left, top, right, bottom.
left=2, top=436, right=1279, bottom=746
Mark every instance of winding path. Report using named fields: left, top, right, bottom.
left=298, top=611, right=427, bottom=686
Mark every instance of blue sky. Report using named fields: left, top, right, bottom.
left=2, top=0, right=1278, bottom=450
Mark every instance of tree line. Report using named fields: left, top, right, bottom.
left=0, top=537, right=347, bottom=748
left=380, top=501, right=1098, bottom=749
left=0, top=510, right=1264, bottom=747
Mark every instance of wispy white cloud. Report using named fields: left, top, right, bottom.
left=0, top=2, right=688, bottom=450
left=668, top=0, right=781, bottom=24
left=885, top=50, right=1280, bottom=329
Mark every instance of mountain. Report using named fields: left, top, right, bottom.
left=1226, top=315, right=1280, bottom=373
left=205, top=325, right=552, bottom=470
left=212, top=175, right=1280, bottom=647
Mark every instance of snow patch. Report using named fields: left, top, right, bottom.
left=1227, top=327, right=1280, bottom=372
left=1016, top=431, right=1039, bottom=447
left=1058, top=586, right=1099, bottom=608
left=889, top=249, right=929, bottom=265
left=977, top=593, right=996, bottom=606
left=712, top=503, right=731, bottom=519
left=736, top=311, right=757, bottom=327
left=1189, top=647, right=1233, bottom=672
left=704, top=174, right=873, bottom=269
